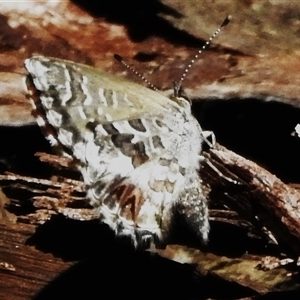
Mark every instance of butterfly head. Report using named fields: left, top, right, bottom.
left=170, top=80, right=192, bottom=107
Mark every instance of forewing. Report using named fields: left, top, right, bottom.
left=25, top=56, right=176, bottom=123
left=25, top=55, right=186, bottom=159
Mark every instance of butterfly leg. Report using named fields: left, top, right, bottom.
left=202, top=130, right=216, bottom=148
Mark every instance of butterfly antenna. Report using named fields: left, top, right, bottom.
left=114, top=54, right=159, bottom=91
left=175, top=15, right=232, bottom=96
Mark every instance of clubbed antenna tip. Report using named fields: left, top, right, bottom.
left=114, top=16, right=232, bottom=95
left=176, top=15, right=232, bottom=90
left=114, top=54, right=123, bottom=62
left=221, top=15, right=232, bottom=28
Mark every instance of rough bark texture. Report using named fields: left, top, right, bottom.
left=1, top=1, right=300, bottom=299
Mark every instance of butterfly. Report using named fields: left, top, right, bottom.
left=24, top=17, right=230, bottom=248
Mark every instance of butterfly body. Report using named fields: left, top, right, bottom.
left=25, top=56, right=209, bottom=248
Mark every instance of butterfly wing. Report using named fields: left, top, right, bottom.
left=25, top=56, right=208, bottom=247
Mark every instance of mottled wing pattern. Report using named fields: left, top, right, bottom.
left=24, top=56, right=209, bottom=248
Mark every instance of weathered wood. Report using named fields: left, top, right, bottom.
left=0, top=221, right=72, bottom=300
left=1, top=144, right=300, bottom=298
left=202, top=145, right=300, bottom=254
left=1, top=0, right=300, bottom=298
left=3, top=147, right=300, bottom=257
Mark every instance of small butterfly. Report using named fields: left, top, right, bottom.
left=24, top=16, right=231, bottom=248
